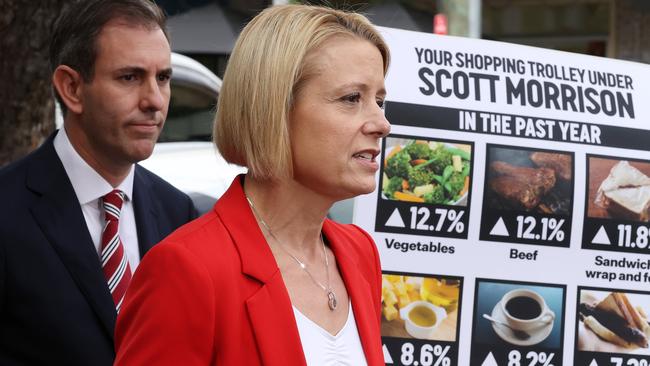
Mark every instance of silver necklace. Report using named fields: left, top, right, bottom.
left=245, top=195, right=338, bottom=311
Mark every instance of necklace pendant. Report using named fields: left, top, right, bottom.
left=327, top=290, right=337, bottom=311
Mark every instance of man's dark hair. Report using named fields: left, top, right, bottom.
left=50, top=0, right=169, bottom=114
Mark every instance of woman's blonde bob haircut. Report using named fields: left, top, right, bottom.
left=214, top=4, right=390, bottom=180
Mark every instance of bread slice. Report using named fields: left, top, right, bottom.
left=596, top=161, right=650, bottom=221
left=604, top=186, right=650, bottom=221
left=596, top=292, right=649, bottom=346
left=598, top=161, right=650, bottom=192
left=583, top=315, right=632, bottom=348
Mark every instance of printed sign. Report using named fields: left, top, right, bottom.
left=353, top=27, right=650, bottom=364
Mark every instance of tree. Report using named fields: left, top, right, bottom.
left=0, top=1, right=70, bottom=166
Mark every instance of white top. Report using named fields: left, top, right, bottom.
left=53, top=128, right=140, bottom=270
left=293, top=303, right=367, bottom=366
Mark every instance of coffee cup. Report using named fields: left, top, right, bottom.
left=500, top=289, right=554, bottom=331
left=399, top=300, right=447, bottom=339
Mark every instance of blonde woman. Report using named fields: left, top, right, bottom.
left=115, top=4, right=390, bottom=365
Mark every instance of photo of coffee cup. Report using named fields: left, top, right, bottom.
left=500, top=289, right=555, bottom=332
left=472, top=280, right=564, bottom=351
left=399, top=300, right=447, bottom=339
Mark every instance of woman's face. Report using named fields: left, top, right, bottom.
left=289, top=36, right=390, bottom=201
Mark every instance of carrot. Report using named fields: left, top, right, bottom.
left=394, top=191, right=425, bottom=203
left=384, top=145, right=402, bottom=167
left=410, top=159, right=427, bottom=166
left=401, top=179, right=409, bottom=191
left=415, top=140, right=428, bottom=145
left=459, top=176, right=470, bottom=196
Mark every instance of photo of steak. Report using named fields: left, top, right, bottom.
left=530, top=152, right=572, bottom=181
left=489, top=161, right=556, bottom=210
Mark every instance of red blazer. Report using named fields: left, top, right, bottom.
left=114, top=176, right=384, bottom=365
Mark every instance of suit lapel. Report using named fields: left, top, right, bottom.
left=26, top=137, right=116, bottom=339
left=325, top=221, right=384, bottom=366
left=215, top=177, right=306, bottom=366
left=132, top=166, right=159, bottom=257
left=245, top=271, right=306, bottom=366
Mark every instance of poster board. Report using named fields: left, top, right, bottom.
left=353, top=27, right=650, bottom=366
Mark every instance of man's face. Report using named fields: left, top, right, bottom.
left=74, top=19, right=171, bottom=170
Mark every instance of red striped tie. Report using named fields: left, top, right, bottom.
left=100, top=189, right=132, bottom=313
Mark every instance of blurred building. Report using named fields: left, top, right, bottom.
left=160, top=0, right=650, bottom=78
left=483, top=0, right=650, bottom=64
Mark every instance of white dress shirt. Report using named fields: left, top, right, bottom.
left=293, top=302, right=368, bottom=366
left=53, top=128, right=141, bottom=270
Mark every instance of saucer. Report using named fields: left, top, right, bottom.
left=490, top=301, right=553, bottom=346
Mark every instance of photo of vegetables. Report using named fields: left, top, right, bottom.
left=381, top=137, right=471, bottom=206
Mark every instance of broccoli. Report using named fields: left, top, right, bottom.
left=445, top=172, right=466, bottom=200
left=404, top=143, right=432, bottom=160
left=383, top=176, right=403, bottom=199
left=428, top=146, right=453, bottom=175
left=408, top=168, right=434, bottom=188
left=423, top=184, right=445, bottom=204
left=461, top=161, right=470, bottom=176
left=385, top=150, right=411, bottom=179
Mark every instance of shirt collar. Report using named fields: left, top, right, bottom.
left=53, top=128, right=134, bottom=205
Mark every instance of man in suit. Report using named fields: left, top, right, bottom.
left=0, top=1, right=197, bottom=364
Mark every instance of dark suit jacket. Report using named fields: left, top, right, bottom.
left=114, top=176, right=385, bottom=366
left=0, top=133, right=197, bottom=365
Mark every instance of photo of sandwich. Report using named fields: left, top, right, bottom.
left=484, top=146, right=573, bottom=215
left=588, top=157, right=650, bottom=222
left=577, top=290, right=650, bottom=354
